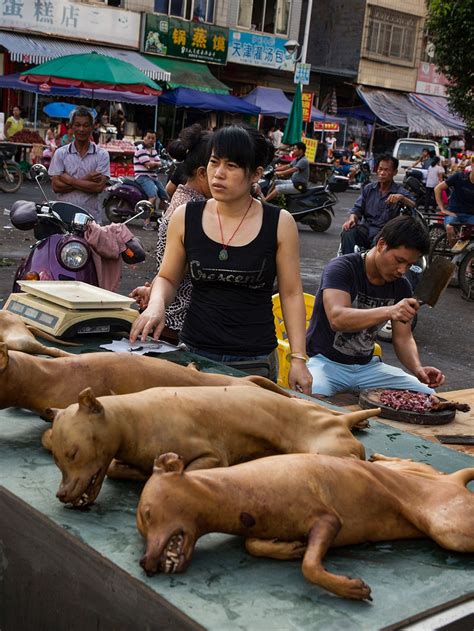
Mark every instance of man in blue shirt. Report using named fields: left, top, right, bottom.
left=434, top=168, right=474, bottom=240
left=340, top=155, right=415, bottom=254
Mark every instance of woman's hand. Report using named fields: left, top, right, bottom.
left=288, top=360, right=313, bottom=395
left=129, top=303, right=166, bottom=344
left=129, top=282, right=151, bottom=310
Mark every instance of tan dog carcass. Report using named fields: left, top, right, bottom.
left=50, top=385, right=379, bottom=507
left=0, top=310, right=72, bottom=357
left=138, top=452, right=474, bottom=601
left=0, top=343, right=288, bottom=416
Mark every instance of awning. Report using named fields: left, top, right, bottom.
left=241, top=87, right=292, bottom=118
left=143, top=55, right=229, bottom=95
left=0, top=72, right=158, bottom=105
left=357, top=86, right=463, bottom=136
left=408, top=94, right=465, bottom=131
left=159, top=88, right=260, bottom=115
left=0, top=32, right=170, bottom=82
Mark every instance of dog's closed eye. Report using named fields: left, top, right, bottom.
left=65, top=447, right=79, bottom=462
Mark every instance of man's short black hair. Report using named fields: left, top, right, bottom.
left=144, top=129, right=157, bottom=136
left=376, top=215, right=430, bottom=255
left=70, top=106, right=94, bottom=126
left=294, top=141, right=306, bottom=153
left=378, top=154, right=399, bottom=170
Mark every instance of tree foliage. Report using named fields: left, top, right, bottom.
left=426, top=0, right=474, bottom=129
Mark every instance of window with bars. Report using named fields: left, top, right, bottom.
left=238, top=0, right=292, bottom=35
left=154, top=0, right=215, bottom=22
left=365, top=6, right=419, bottom=64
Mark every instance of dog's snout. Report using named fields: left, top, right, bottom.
left=140, top=554, right=157, bottom=576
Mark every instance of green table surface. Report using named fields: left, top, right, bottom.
left=0, top=349, right=473, bottom=630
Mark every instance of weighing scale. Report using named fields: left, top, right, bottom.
left=3, top=281, right=138, bottom=339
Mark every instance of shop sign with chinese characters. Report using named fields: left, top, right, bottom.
left=313, top=122, right=340, bottom=132
left=227, top=30, right=295, bottom=71
left=143, top=14, right=228, bottom=65
left=302, top=92, right=314, bottom=123
left=303, top=138, right=318, bottom=162
left=415, top=62, right=448, bottom=96
left=0, top=0, right=140, bottom=49
left=294, top=63, right=311, bottom=85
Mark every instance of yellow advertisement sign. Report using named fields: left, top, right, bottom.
left=303, top=138, right=318, bottom=162
left=302, top=92, right=314, bottom=123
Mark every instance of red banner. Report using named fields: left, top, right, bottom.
left=302, top=92, right=314, bottom=123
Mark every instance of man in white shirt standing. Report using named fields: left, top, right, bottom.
left=49, top=107, right=110, bottom=223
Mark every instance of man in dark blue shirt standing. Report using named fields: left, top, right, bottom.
left=434, top=168, right=474, bottom=240
left=340, top=155, right=415, bottom=254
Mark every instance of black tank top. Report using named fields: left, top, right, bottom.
left=181, top=200, right=280, bottom=356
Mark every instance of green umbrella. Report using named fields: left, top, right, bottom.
left=20, top=52, right=160, bottom=95
left=282, top=83, right=303, bottom=145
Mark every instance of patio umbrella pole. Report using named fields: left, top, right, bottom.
left=154, top=99, right=158, bottom=130
left=33, top=93, right=38, bottom=129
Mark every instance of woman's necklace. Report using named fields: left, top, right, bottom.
left=216, top=197, right=253, bottom=261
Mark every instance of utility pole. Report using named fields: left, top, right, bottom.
left=301, top=0, right=314, bottom=65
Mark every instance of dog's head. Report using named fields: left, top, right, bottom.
left=49, top=388, right=114, bottom=509
left=137, top=453, right=198, bottom=576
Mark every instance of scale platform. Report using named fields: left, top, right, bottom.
left=3, top=281, right=138, bottom=338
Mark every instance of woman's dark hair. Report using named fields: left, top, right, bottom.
left=167, top=124, right=213, bottom=179
left=431, top=156, right=441, bottom=166
left=209, top=124, right=274, bottom=173
left=376, top=215, right=430, bottom=255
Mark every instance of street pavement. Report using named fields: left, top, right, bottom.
left=0, top=181, right=472, bottom=391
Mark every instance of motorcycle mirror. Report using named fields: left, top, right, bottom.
left=29, top=163, right=50, bottom=205
left=71, top=213, right=93, bottom=231
left=135, top=200, right=154, bottom=214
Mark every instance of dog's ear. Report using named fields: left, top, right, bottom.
left=0, top=342, right=9, bottom=372
left=153, top=453, right=184, bottom=475
left=43, top=407, right=59, bottom=422
left=78, top=388, right=104, bottom=415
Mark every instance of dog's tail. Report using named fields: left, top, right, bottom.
left=244, top=375, right=292, bottom=398
left=343, top=407, right=381, bottom=430
left=448, top=468, right=474, bottom=488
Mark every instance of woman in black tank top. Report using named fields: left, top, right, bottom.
left=130, top=126, right=313, bottom=395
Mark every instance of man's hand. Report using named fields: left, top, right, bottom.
left=390, top=298, right=419, bottom=323
left=342, top=214, right=358, bottom=231
left=85, top=171, right=105, bottom=183
left=386, top=193, right=404, bottom=204
left=415, top=366, right=445, bottom=388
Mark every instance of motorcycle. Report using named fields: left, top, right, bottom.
left=0, top=143, right=23, bottom=193
left=103, top=146, right=174, bottom=224
left=430, top=223, right=474, bottom=300
left=348, top=158, right=372, bottom=189
left=10, top=164, right=148, bottom=292
left=258, top=165, right=349, bottom=232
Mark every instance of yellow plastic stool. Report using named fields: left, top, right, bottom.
left=272, top=292, right=382, bottom=388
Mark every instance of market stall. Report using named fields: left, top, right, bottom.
left=0, top=345, right=472, bottom=630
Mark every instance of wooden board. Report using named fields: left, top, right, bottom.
left=348, top=388, right=474, bottom=456
left=359, top=389, right=455, bottom=425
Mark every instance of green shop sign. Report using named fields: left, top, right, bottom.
left=143, top=14, right=228, bottom=65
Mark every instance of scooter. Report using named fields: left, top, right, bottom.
left=348, top=158, right=372, bottom=189
left=259, top=166, right=349, bottom=232
left=10, top=164, right=148, bottom=292
left=103, top=147, right=174, bottom=224
left=0, top=143, right=23, bottom=193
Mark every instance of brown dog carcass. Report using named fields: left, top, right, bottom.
left=0, top=311, right=72, bottom=357
left=50, top=385, right=379, bottom=507
left=137, top=452, right=474, bottom=601
left=0, top=343, right=289, bottom=416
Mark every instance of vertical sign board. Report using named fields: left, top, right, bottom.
left=303, top=138, right=318, bottom=162
left=301, top=92, right=314, bottom=123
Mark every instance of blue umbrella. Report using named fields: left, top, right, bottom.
left=43, top=102, right=97, bottom=120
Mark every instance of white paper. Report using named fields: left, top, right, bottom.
left=100, top=337, right=178, bottom=355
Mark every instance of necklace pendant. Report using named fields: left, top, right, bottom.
left=218, top=248, right=228, bottom=261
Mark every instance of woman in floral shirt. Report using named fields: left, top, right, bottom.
left=130, top=124, right=212, bottom=342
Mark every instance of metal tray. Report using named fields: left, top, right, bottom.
left=17, top=281, right=134, bottom=310
left=359, top=389, right=455, bottom=425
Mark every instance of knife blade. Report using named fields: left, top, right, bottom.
left=413, top=256, right=455, bottom=308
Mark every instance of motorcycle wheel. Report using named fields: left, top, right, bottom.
left=104, top=196, right=133, bottom=223
left=428, top=224, right=445, bottom=247
left=309, top=209, right=332, bottom=233
left=459, top=250, right=474, bottom=301
left=0, top=162, right=23, bottom=193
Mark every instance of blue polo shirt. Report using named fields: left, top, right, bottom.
left=350, top=181, right=414, bottom=239
left=446, top=172, right=474, bottom=215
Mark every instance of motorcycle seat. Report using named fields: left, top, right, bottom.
left=122, top=177, right=148, bottom=197
left=10, top=200, right=38, bottom=231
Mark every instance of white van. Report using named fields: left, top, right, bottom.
left=392, top=138, right=439, bottom=182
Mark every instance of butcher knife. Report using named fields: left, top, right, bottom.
left=412, top=256, right=455, bottom=308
